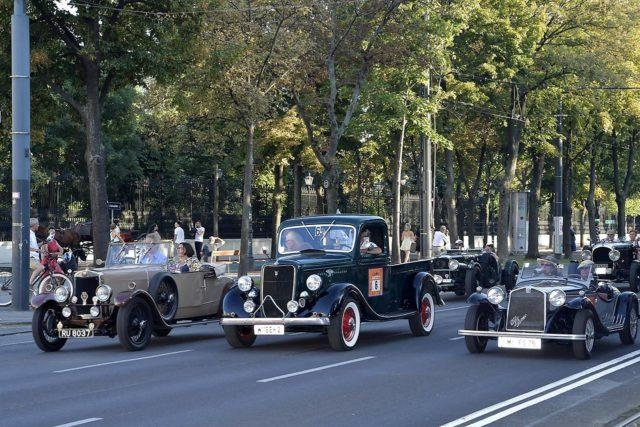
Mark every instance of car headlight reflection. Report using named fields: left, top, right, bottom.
left=95, top=285, right=112, bottom=302
left=54, top=286, right=70, bottom=303
left=609, top=249, right=621, bottom=262
left=487, top=286, right=505, bottom=304
left=448, top=259, right=459, bottom=271
left=306, top=274, right=322, bottom=291
left=237, top=276, right=253, bottom=292
left=549, top=289, right=566, bottom=307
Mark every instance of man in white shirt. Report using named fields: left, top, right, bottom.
left=174, top=222, right=185, bottom=253
left=29, top=218, right=40, bottom=270
left=432, top=225, right=448, bottom=255
left=193, top=220, right=205, bottom=260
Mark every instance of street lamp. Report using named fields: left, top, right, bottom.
left=213, top=164, right=223, bottom=236
left=400, top=173, right=409, bottom=223
left=304, top=173, right=314, bottom=216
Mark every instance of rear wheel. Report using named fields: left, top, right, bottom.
left=32, top=305, right=67, bottom=352
left=630, top=262, right=640, bottom=293
left=223, top=325, right=256, bottom=348
left=464, top=305, right=489, bottom=354
left=0, top=273, right=12, bottom=307
left=572, top=310, right=595, bottom=360
left=153, top=279, right=178, bottom=322
left=465, top=267, right=480, bottom=297
left=117, top=299, right=153, bottom=351
left=328, top=297, right=361, bottom=351
left=409, top=290, right=435, bottom=336
left=620, top=303, right=638, bottom=344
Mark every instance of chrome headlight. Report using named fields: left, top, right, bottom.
left=95, top=285, right=112, bottom=302
left=448, top=259, right=459, bottom=271
left=549, top=289, right=566, bottom=307
left=243, top=300, right=256, bottom=313
left=54, top=286, right=70, bottom=303
left=62, top=306, right=72, bottom=318
left=237, top=276, right=253, bottom=292
left=609, top=249, right=620, bottom=262
left=487, top=286, right=504, bottom=304
left=306, top=274, right=322, bottom=291
left=433, top=275, right=443, bottom=284
left=287, top=300, right=299, bottom=313
left=89, top=306, right=100, bottom=317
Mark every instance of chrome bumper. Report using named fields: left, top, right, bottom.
left=458, top=329, right=587, bottom=341
left=221, top=317, right=330, bottom=327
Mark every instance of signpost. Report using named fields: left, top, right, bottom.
left=107, top=201, right=121, bottom=224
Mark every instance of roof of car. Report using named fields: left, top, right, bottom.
left=279, top=214, right=384, bottom=229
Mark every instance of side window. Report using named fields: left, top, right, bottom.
left=370, top=227, right=386, bottom=253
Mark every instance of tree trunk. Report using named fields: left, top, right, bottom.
left=612, top=129, right=636, bottom=238
left=238, top=122, right=255, bottom=276
left=526, top=150, right=545, bottom=259
left=586, top=140, right=598, bottom=245
left=271, top=163, right=285, bottom=257
left=391, top=113, right=407, bottom=264
left=444, top=148, right=457, bottom=241
left=293, top=162, right=302, bottom=218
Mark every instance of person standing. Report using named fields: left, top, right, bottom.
left=29, top=218, right=40, bottom=272
left=147, top=223, right=161, bottom=242
left=399, top=223, right=416, bottom=263
left=569, top=226, right=577, bottom=251
left=173, top=221, right=185, bottom=253
left=193, top=220, right=205, bottom=260
left=110, top=221, right=122, bottom=243
left=432, top=225, right=448, bottom=255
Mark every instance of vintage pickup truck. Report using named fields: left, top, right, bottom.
left=220, top=214, right=443, bottom=350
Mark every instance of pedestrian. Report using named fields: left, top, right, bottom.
left=109, top=222, right=122, bottom=243
left=399, top=223, right=415, bottom=263
left=444, top=228, right=452, bottom=250
left=30, top=227, right=63, bottom=286
left=432, top=225, right=448, bottom=255
left=173, top=221, right=185, bottom=253
left=193, top=220, right=205, bottom=260
left=147, top=223, right=161, bottom=242
left=205, top=236, right=226, bottom=262
left=29, top=218, right=41, bottom=272
left=569, top=226, right=576, bottom=252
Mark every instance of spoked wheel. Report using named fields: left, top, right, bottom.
left=620, top=303, right=638, bottom=345
left=37, top=273, right=72, bottom=296
left=464, top=305, right=489, bottom=354
left=32, top=305, right=67, bottom=352
left=117, top=299, right=153, bottom=351
left=154, top=279, right=178, bottom=322
left=0, top=272, right=13, bottom=307
left=409, top=290, right=435, bottom=336
left=328, top=297, right=361, bottom=351
left=630, top=262, right=640, bottom=293
left=572, top=310, right=595, bottom=360
left=223, top=325, right=256, bottom=348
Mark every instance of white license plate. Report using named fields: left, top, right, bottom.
left=441, top=279, right=452, bottom=283
left=254, top=325, right=284, bottom=335
left=498, top=336, right=541, bottom=350
left=595, top=267, right=610, bottom=275
left=59, top=328, right=94, bottom=338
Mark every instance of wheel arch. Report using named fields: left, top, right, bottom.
left=115, top=290, right=165, bottom=328
left=413, top=272, right=444, bottom=307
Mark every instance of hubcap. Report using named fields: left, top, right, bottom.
left=631, top=309, right=638, bottom=338
left=585, top=318, right=595, bottom=352
left=420, top=297, right=432, bottom=327
left=342, top=307, right=356, bottom=342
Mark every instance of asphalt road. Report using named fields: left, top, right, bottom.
left=3, top=293, right=640, bottom=427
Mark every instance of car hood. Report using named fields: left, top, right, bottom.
left=514, top=279, right=585, bottom=294
left=273, top=252, right=353, bottom=270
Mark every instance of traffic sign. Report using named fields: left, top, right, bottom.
left=605, top=219, right=615, bottom=225
left=107, top=201, right=121, bottom=210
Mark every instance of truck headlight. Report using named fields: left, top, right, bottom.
left=448, top=259, right=459, bottom=270
left=306, top=274, right=322, bottom=291
left=487, top=286, right=504, bottom=304
left=609, top=249, right=620, bottom=262
left=237, top=276, right=253, bottom=292
left=54, top=286, right=70, bottom=303
left=96, top=285, right=112, bottom=302
left=287, top=300, right=299, bottom=313
left=243, top=300, right=256, bottom=313
left=549, top=289, right=566, bottom=307
left=433, top=275, right=443, bottom=284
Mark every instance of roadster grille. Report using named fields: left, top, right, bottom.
left=433, top=258, right=450, bottom=270
left=261, top=265, right=295, bottom=317
left=73, top=275, right=99, bottom=315
left=506, top=288, right=546, bottom=332
left=592, top=247, right=612, bottom=265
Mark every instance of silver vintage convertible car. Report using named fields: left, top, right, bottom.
left=31, top=241, right=234, bottom=351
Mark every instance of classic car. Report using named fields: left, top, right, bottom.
left=220, top=215, right=443, bottom=351
left=431, top=249, right=519, bottom=296
left=587, top=241, right=640, bottom=291
left=458, top=262, right=638, bottom=359
left=30, top=241, right=234, bottom=352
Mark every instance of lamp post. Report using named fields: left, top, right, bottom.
left=304, top=173, right=314, bottom=216
left=400, top=173, right=409, bottom=224
left=213, top=164, right=223, bottom=236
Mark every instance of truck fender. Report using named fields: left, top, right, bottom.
left=466, top=290, right=488, bottom=305
left=413, top=272, right=444, bottom=306
left=615, top=292, right=639, bottom=319
left=313, top=283, right=361, bottom=317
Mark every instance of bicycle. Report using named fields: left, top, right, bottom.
left=0, top=258, right=73, bottom=307
left=0, top=271, right=12, bottom=307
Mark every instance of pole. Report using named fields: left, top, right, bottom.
left=420, top=70, right=433, bottom=258
left=11, top=0, right=30, bottom=311
left=213, top=163, right=219, bottom=236
left=553, top=102, right=563, bottom=255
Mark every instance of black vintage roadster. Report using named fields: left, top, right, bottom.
left=588, top=241, right=640, bottom=291
left=458, top=263, right=638, bottom=359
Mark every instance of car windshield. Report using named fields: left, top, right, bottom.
left=106, top=242, right=172, bottom=267
left=278, top=224, right=356, bottom=255
left=517, top=264, right=593, bottom=285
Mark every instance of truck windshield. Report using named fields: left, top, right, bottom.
left=278, top=224, right=356, bottom=255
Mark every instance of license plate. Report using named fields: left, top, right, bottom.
left=59, top=328, right=94, bottom=338
left=254, top=325, right=284, bottom=335
left=441, top=279, right=452, bottom=283
left=595, top=267, right=609, bottom=275
left=498, top=336, right=541, bottom=350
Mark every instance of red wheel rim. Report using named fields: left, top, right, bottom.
left=420, top=296, right=432, bottom=327
left=342, top=306, right=356, bottom=342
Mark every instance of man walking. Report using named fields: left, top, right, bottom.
left=173, top=221, right=185, bottom=253
left=193, top=220, right=205, bottom=260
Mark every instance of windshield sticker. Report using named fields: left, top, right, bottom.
left=368, top=268, right=383, bottom=297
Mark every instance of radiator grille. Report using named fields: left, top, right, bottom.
left=432, top=258, right=449, bottom=270
left=261, top=265, right=295, bottom=317
left=592, top=247, right=612, bottom=265
left=73, top=275, right=99, bottom=315
left=506, top=288, right=546, bottom=332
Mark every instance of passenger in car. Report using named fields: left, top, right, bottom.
left=170, top=242, right=197, bottom=272
left=283, top=231, right=312, bottom=252
left=537, top=255, right=560, bottom=276
left=577, top=260, right=594, bottom=281
left=359, top=229, right=382, bottom=255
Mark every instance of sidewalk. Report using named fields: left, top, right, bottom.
left=0, top=306, right=32, bottom=336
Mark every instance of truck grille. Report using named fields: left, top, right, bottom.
left=592, top=247, right=612, bottom=265
left=261, top=265, right=295, bottom=317
left=73, top=275, right=99, bottom=315
left=506, top=288, right=546, bottom=332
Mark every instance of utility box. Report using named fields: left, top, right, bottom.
left=510, top=191, right=529, bottom=253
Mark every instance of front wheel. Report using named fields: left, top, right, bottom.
left=223, top=325, right=256, bottom=348
left=32, top=305, right=67, bottom=352
left=409, top=291, right=435, bottom=336
left=572, top=310, right=595, bottom=360
left=328, top=297, right=361, bottom=351
left=117, top=299, right=153, bottom=351
left=464, top=305, right=489, bottom=354
left=630, top=262, right=640, bottom=293
left=620, top=303, right=638, bottom=344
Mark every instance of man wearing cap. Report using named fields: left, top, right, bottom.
left=538, top=255, right=560, bottom=276
left=577, top=260, right=594, bottom=281
left=603, top=229, right=617, bottom=243
left=454, top=239, right=465, bottom=250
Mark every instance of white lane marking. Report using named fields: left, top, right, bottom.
left=53, top=350, right=192, bottom=373
left=438, top=306, right=468, bottom=313
left=449, top=336, right=465, bottom=341
left=467, top=355, right=640, bottom=426
left=442, top=348, right=640, bottom=426
left=0, top=340, right=32, bottom=347
left=257, top=356, right=375, bottom=383
left=53, top=418, right=102, bottom=427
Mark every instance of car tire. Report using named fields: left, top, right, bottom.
left=463, top=304, right=489, bottom=354
left=328, top=297, right=361, bottom=351
left=223, top=325, right=256, bottom=348
left=465, top=266, right=480, bottom=297
left=409, top=290, right=435, bottom=336
left=32, top=305, right=67, bottom=352
left=630, top=262, right=640, bottom=293
left=152, top=279, right=178, bottom=322
left=572, top=310, right=595, bottom=360
left=117, top=298, right=153, bottom=351
left=153, top=328, right=172, bottom=337
left=620, top=302, right=638, bottom=345
left=502, top=260, right=519, bottom=292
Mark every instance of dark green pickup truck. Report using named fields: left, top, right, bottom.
left=220, top=214, right=443, bottom=350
